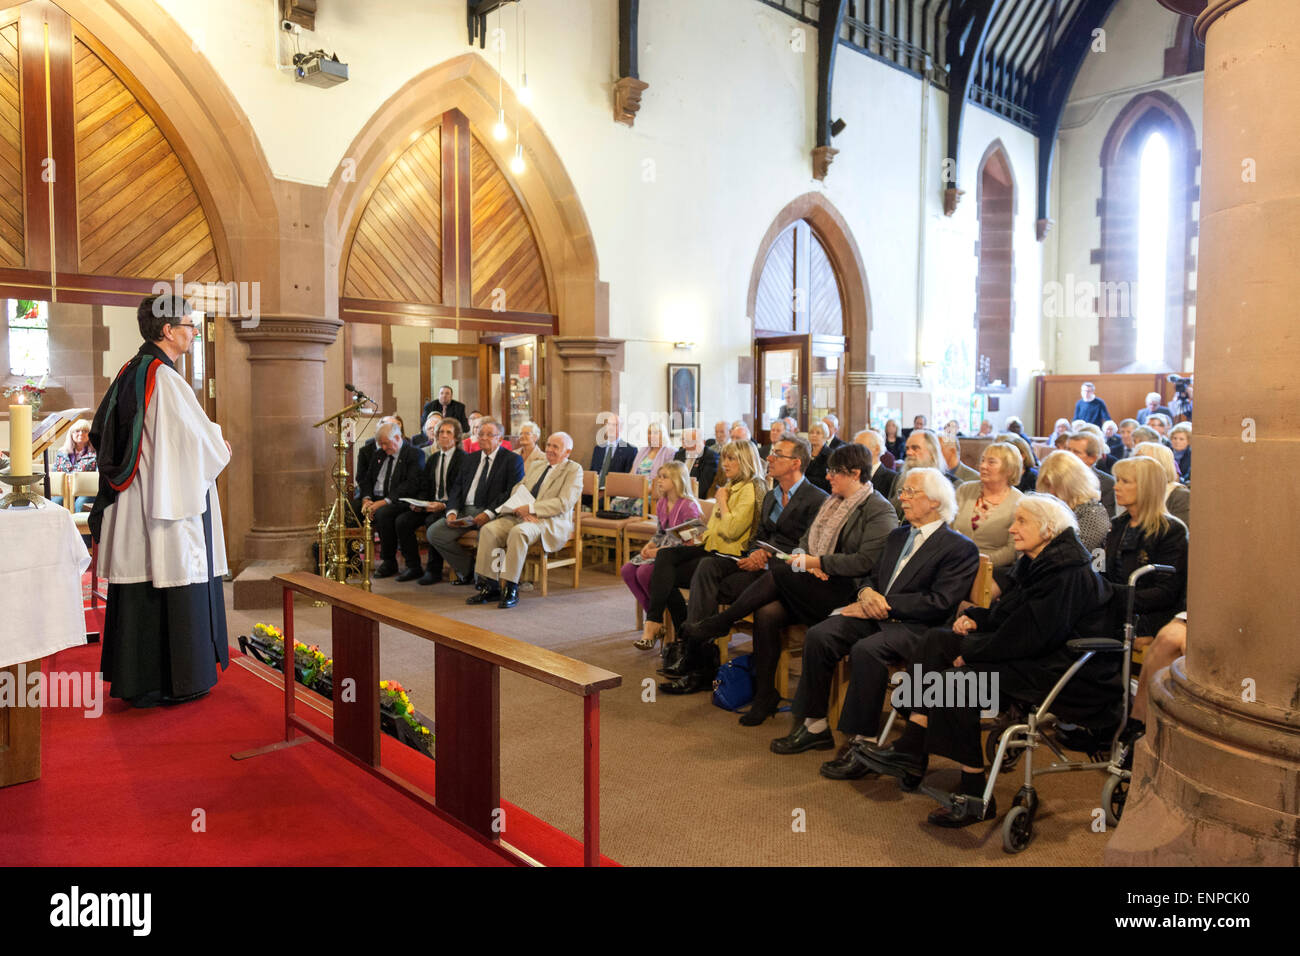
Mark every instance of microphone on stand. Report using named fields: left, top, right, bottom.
left=345, top=383, right=375, bottom=407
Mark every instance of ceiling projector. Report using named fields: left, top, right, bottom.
left=293, top=50, right=348, bottom=88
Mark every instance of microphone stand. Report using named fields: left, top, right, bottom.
left=312, top=395, right=374, bottom=591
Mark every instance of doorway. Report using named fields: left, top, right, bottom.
left=419, top=341, right=491, bottom=431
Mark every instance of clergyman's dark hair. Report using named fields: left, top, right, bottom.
left=138, top=294, right=193, bottom=341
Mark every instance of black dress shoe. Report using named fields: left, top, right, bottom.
left=682, top=615, right=730, bottom=642
left=395, top=567, right=422, bottom=582
left=659, top=640, right=688, bottom=675
left=820, top=742, right=877, bottom=780
left=858, top=745, right=928, bottom=791
left=927, top=794, right=997, bottom=828
left=450, top=573, right=477, bottom=586
left=658, top=670, right=714, bottom=695
left=769, top=723, right=836, bottom=753
left=497, top=581, right=520, bottom=608
left=466, top=586, right=501, bottom=605
left=373, top=561, right=398, bottom=578
left=417, top=571, right=439, bottom=585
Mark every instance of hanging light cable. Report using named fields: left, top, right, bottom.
left=518, top=2, right=532, bottom=105
left=510, top=1, right=525, bottom=174
left=493, top=6, right=508, bottom=140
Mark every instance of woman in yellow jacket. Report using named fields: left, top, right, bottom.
left=638, top=440, right=765, bottom=650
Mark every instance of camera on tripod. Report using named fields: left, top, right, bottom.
left=1167, top=374, right=1193, bottom=419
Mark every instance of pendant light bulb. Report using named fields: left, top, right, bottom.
left=519, top=75, right=533, bottom=106
left=493, top=109, right=508, bottom=141
left=510, top=143, right=526, bottom=175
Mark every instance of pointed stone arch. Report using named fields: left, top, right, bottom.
left=974, top=139, right=1016, bottom=391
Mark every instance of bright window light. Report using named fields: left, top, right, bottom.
left=1136, top=131, right=1170, bottom=364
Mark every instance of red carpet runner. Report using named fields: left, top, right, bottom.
left=0, top=643, right=616, bottom=867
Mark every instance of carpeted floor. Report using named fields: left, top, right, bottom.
left=224, top=562, right=1113, bottom=867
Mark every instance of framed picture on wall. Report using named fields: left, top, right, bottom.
left=668, top=363, right=700, bottom=431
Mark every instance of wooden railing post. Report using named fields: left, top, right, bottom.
left=434, top=645, right=500, bottom=840
left=332, top=606, right=380, bottom=766
left=282, top=587, right=295, bottom=739
left=584, top=693, right=600, bottom=867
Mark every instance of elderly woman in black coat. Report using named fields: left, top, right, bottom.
left=860, top=493, right=1114, bottom=827
left=661, top=442, right=899, bottom=725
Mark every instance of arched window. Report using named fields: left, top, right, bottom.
left=1094, top=91, right=1198, bottom=372
left=975, top=142, right=1015, bottom=391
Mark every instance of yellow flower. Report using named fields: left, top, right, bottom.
left=380, top=680, right=389, bottom=689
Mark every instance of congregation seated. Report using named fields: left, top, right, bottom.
left=462, top=411, right=513, bottom=453
left=463, top=431, right=583, bottom=609
left=856, top=494, right=1115, bottom=828
left=1035, top=450, right=1111, bottom=551
left=757, top=418, right=786, bottom=460
left=609, top=422, right=675, bottom=515
left=1170, top=422, right=1191, bottom=481
left=882, top=418, right=905, bottom=461
left=1104, top=455, right=1188, bottom=640
left=766, top=466, right=978, bottom=758
left=976, top=419, right=994, bottom=437
left=673, top=427, right=718, bottom=499
left=663, top=442, right=898, bottom=725
left=852, top=429, right=898, bottom=499
left=889, top=428, right=953, bottom=516
left=637, top=440, right=769, bottom=649
left=359, top=420, right=426, bottom=578
left=514, top=419, right=548, bottom=469
left=805, top=422, right=831, bottom=492
left=1136, top=391, right=1172, bottom=426
left=1147, top=412, right=1174, bottom=442
left=394, top=418, right=465, bottom=584
left=1000, top=432, right=1038, bottom=493
left=1064, top=430, right=1116, bottom=513
left=621, top=461, right=703, bottom=645
left=425, top=417, right=525, bottom=586
left=354, top=414, right=403, bottom=493
left=952, top=441, right=1024, bottom=585
left=50, top=418, right=97, bottom=512
left=821, top=413, right=846, bottom=450
left=1004, top=415, right=1024, bottom=436
left=1052, top=418, right=1071, bottom=439
left=411, top=411, right=441, bottom=450
left=1103, top=419, right=1124, bottom=460
left=705, top=419, right=728, bottom=448
left=656, top=436, right=827, bottom=669
left=590, top=413, right=637, bottom=484
left=1116, top=418, right=1140, bottom=458
left=1131, top=441, right=1190, bottom=529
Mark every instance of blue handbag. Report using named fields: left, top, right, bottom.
left=712, top=653, right=754, bottom=711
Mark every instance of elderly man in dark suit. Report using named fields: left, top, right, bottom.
left=659, top=436, right=828, bottom=676
left=853, top=429, right=898, bottom=499
left=590, top=413, right=637, bottom=485
left=1065, top=431, right=1116, bottom=514
left=673, top=427, right=718, bottom=498
left=421, top=385, right=469, bottom=434
left=425, top=417, right=525, bottom=586
left=771, top=466, right=979, bottom=757
left=359, top=420, right=427, bottom=578
left=393, top=419, right=466, bottom=584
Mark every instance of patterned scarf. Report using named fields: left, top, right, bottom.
left=807, top=481, right=876, bottom=556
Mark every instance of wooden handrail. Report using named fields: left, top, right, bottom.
left=275, top=571, right=621, bottom=697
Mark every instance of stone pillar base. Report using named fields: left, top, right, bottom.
left=232, top=559, right=308, bottom=610
left=1105, top=660, right=1300, bottom=866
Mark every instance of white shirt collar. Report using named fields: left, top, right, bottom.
left=910, top=518, right=944, bottom=543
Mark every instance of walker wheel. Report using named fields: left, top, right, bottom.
left=984, top=726, right=1022, bottom=773
left=1102, top=773, right=1129, bottom=827
left=1002, top=805, right=1033, bottom=853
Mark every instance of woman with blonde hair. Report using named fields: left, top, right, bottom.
left=805, top=421, right=831, bottom=492
left=1132, top=440, right=1190, bottom=529
left=622, top=461, right=703, bottom=647
left=998, top=432, right=1038, bottom=493
left=952, top=442, right=1023, bottom=582
left=638, top=441, right=763, bottom=649
left=1105, top=455, right=1187, bottom=639
left=51, top=418, right=97, bottom=511
left=1035, top=450, right=1110, bottom=550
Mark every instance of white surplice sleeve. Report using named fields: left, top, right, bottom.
left=148, top=366, right=231, bottom=522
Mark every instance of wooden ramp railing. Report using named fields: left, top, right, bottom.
left=238, top=572, right=622, bottom=866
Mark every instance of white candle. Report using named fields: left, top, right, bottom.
left=8, top=397, right=31, bottom=476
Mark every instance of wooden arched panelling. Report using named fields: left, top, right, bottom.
left=754, top=225, right=795, bottom=332
left=0, top=13, right=22, bottom=268
left=342, top=122, right=442, bottom=303
left=469, top=131, right=549, bottom=314
left=72, top=36, right=217, bottom=281
left=807, top=230, right=843, bottom=336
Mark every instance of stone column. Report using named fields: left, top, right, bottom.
left=230, top=314, right=343, bottom=609
left=1106, top=0, right=1300, bottom=865
left=549, top=337, right=624, bottom=466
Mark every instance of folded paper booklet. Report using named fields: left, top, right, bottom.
left=400, top=498, right=438, bottom=508
left=667, top=517, right=707, bottom=544
left=445, top=516, right=475, bottom=528
left=497, top=486, right=536, bottom=513
left=755, top=540, right=793, bottom=560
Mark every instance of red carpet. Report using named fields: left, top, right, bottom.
left=0, top=643, right=616, bottom=867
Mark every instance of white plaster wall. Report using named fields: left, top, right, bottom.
left=150, top=0, right=1046, bottom=434
left=102, top=305, right=139, bottom=380
left=1049, top=0, right=1202, bottom=375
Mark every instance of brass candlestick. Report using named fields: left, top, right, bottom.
left=0, top=470, right=49, bottom=510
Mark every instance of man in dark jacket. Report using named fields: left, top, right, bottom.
left=394, top=419, right=466, bottom=583
left=422, top=385, right=469, bottom=434
left=359, top=421, right=426, bottom=577
left=425, top=418, right=525, bottom=585
left=672, top=427, right=718, bottom=498
left=1072, top=381, right=1112, bottom=428
left=590, top=413, right=637, bottom=487
left=861, top=496, right=1113, bottom=827
left=659, top=436, right=828, bottom=679
left=769, top=467, right=978, bottom=757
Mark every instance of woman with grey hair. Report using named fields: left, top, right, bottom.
left=514, top=420, right=547, bottom=468
left=859, top=492, right=1115, bottom=828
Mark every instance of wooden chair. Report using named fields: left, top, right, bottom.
left=579, top=472, right=648, bottom=570
left=827, top=555, right=997, bottom=728
left=62, top=472, right=98, bottom=537
left=522, top=498, right=582, bottom=596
